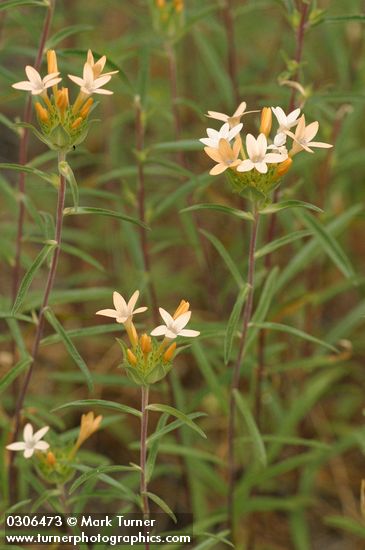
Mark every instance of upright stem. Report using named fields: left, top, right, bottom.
left=222, top=0, right=239, bottom=103
left=255, top=0, right=310, bottom=427
left=9, top=150, right=67, bottom=499
left=140, top=385, right=150, bottom=550
left=166, top=42, right=185, bottom=167
left=135, top=99, right=159, bottom=319
left=227, top=210, right=260, bottom=539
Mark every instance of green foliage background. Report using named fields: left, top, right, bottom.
left=1, top=0, right=365, bottom=548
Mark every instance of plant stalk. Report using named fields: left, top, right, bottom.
left=9, top=150, right=67, bottom=500
left=140, top=385, right=150, bottom=550
left=227, top=209, right=260, bottom=539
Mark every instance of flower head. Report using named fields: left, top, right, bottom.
left=288, top=115, right=333, bottom=155
left=6, top=423, right=49, bottom=459
left=96, top=290, right=147, bottom=324
left=151, top=308, right=200, bottom=339
left=68, top=62, right=114, bottom=95
left=204, top=137, right=241, bottom=175
left=12, top=66, right=61, bottom=95
left=271, top=106, right=301, bottom=146
left=200, top=122, right=242, bottom=149
left=206, top=101, right=248, bottom=128
left=237, top=133, right=287, bottom=174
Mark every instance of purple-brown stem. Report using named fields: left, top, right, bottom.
left=9, top=151, right=67, bottom=500
left=227, top=209, right=260, bottom=540
left=140, top=385, right=150, bottom=550
left=254, top=0, right=310, bottom=427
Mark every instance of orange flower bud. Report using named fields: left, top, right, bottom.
left=156, top=0, right=165, bottom=7
left=276, top=157, right=292, bottom=178
left=173, top=300, right=190, bottom=319
left=80, top=98, right=93, bottom=118
left=56, top=88, right=69, bottom=116
left=140, top=333, right=152, bottom=354
left=174, top=0, right=184, bottom=12
left=163, top=342, right=176, bottom=363
left=47, top=50, right=58, bottom=75
left=35, top=102, right=49, bottom=123
left=46, top=451, right=56, bottom=466
left=259, top=107, right=272, bottom=137
left=127, top=349, right=138, bottom=366
left=74, top=412, right=103, bottom=452
left=71, top=117, right=83, bottom=129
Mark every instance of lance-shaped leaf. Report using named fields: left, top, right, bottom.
left=59, top=160, right=79, bottom=211
left=63, top=206, right=148, bottom=228
left=224, top=284, right=251, bottom=365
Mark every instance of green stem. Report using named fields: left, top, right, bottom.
left=140, top=385, right=150, bottom=550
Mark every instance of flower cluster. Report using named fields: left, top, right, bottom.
left=200, top=102, right=332, bottom=204
left=12, top=49, right=117, bottom=152
left=151, top=0, right=184, bottom=37
left=96, top=290, right=199, bottom=385
left=6, top=413, right=102, bottom=483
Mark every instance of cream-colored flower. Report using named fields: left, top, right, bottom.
left=68, top=62, right=114, bottom=95
left=271, top=106, right=301, bottom=146
left=237, top=133, right=287, bottom=174
left=6, top=423, right=49, bottom=458
left=12, top=66, right=61, bottom=95
left=74, top=412, right=102, bottom=451
left=86, top=49, right=118, bottom=78
left=151, top=308, right=200, bottom=339
left=206, top=101, right=248, bottom=128
left=204, top=137, right=241, bottom=175
left=96, top=290, right=147, bottom=324
left=288, top=115, right=333, bottom=155
left=200, top=122, right=242, bottom=149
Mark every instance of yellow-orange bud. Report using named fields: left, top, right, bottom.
left=174, top=0, right=184, bottom=12
left=163, top=342, right=176, bottom=363
left=259, top=107, right=272, bottom=137
left=46, top=451, right=56, bottom=466
left=173, top=300, right=190, bottom=319
left=71, top=117, right=83, bottom=129
left=276, top=157, right=292, bottom=178
left=35, top=102, right=49, bottom=123
left=140, top=333, right=152, bottom=354
left=156, top=0, right=165, bottom=7
left=56, top=88, right=69, bottom=115
left=80, top=98, right=93, bottom=118
left=47, top=50, right=58, bottom=75
left=127, top=349, right=137, bottom=366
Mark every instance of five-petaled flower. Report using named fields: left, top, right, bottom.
left=68, top=62, right=114, bottom=95
left=200, top=122, right=242, bottom=149
left=12, top=66, right=61, bottom=95
left=237, top=133, right=287, bottom=174
left=288, top=115, right=333, bottom=155
left=86, top=49, right=119, bottom=79
left=96, top=290, right=147, bottom=324
left=271, top=106, right=301, bottom=146
left=204, top=137, right=242, bottom=175
left=151, top=308, right=200, bottom=339
left=6, top=423, right=49, bottom=459
left=206, top=101, right=248, bottom=128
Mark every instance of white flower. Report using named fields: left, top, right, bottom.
left=151, top=308, right=200, bottom=339
left=68, top=62, right=114, bottom=95
left=200, top=122, right=243, bottom=149
left=271, top=106, right=301, bottom=146
left=12, top=66, right=61, bottom=95
left=87, top=49, right=118, bottom=79
left=96, top=290, right=147, bottom=324
left=6, top=423, right=49, bottom=459
left=206, top=101, right=248, bottom=128
left=288, top=115, right=333, bottom=154
left=204, top=137, right=241, bottom=175
left=237, top=133, right=287, bottom=174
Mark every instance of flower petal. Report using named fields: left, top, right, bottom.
left=159, top=308, right=173, bottom=326
left=6, top=442, right=26, bottom=451
left=24, top=448, right=34, bottom=459
left=179, top=329, right=200, bottom=337
left=34, top=441, right=49, bottom=451
left=307, top=141, right=333, bottom=149
left=265, top=153, right=287, bottom=163
left=255, top=161, right=268, bottom=174
left=150, top=325, right=167, bottom=336
left=227, top=123, right=243, bottom=141
left=204, top=147, right=223, bottom=163
left=133, top=307, right=148, bottom=314
left=90, top=88, right=113, bottom=95
left=304, top=121, right=319, bottom=142
left=233, top=101, right=247, bottom=117
left=257, top=133, right=268, bottom=156
left=23, top=423, right=33, bottom=442
left=210, top=163, right=227, bottom=175
left=25, top=65, right=41, bottom=85
left=128, top=290, right=140, bottom=312
left=206, top=111, right=228, bottom=122
left=113, top=291, right=127, bottom=313
left=95, top=308, right=118, bottom=318
left=33, top=426, right=49, bottom=442
left=237, top=159, right=254, bottom=172
left=68, top=74, right=84, bottom=87
left=12, top=81, right=35, bottom=91
left=165, top=329, right=178, bottom=339
left=174, top=311, right=191, bottom=331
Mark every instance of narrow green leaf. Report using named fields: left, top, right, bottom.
left=46, top=25, right=93, bottom=49
left=70, top=465, right=137, bottom=495
left=324, top=516, right=365, bottom=538
left=146, top=414, right=168, bottom=482
left=151, top=139, right=202, bottom=152
left=0, top=357, right=31, bottom=393
left=44, top=309, right=94, bottom=392
left=297, top=210, right=355, bottom=278
left=0, top=0, right=47, bottom=10
left=63, top=206, right=148, bottom=228
left=260, top=200, right=323, bottom=215
left=31, top=489, right=61, bottom=512
left=255, top=230, right=311, bottom=259
left=251, top=322, right=338, bottom=352
left=233, top=390, right=267, bottom=467
left=0, top=162, right=57, bottom=185
left=146, top=404, right=206, bottom=439
left=144, top=491, right=177, bottom=523
left=325, top=15, right=365, bottom=22
left=12, top=242, right=56, bottom=314
left=224, top=284, right=250, bottom=365
left=200, top=229, right=244, bottom=289
left=52, top=399, right=141, bottom=418
left=59, top=160, right=79, bottom=211
left=181, top=203, right=254, bottom=221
